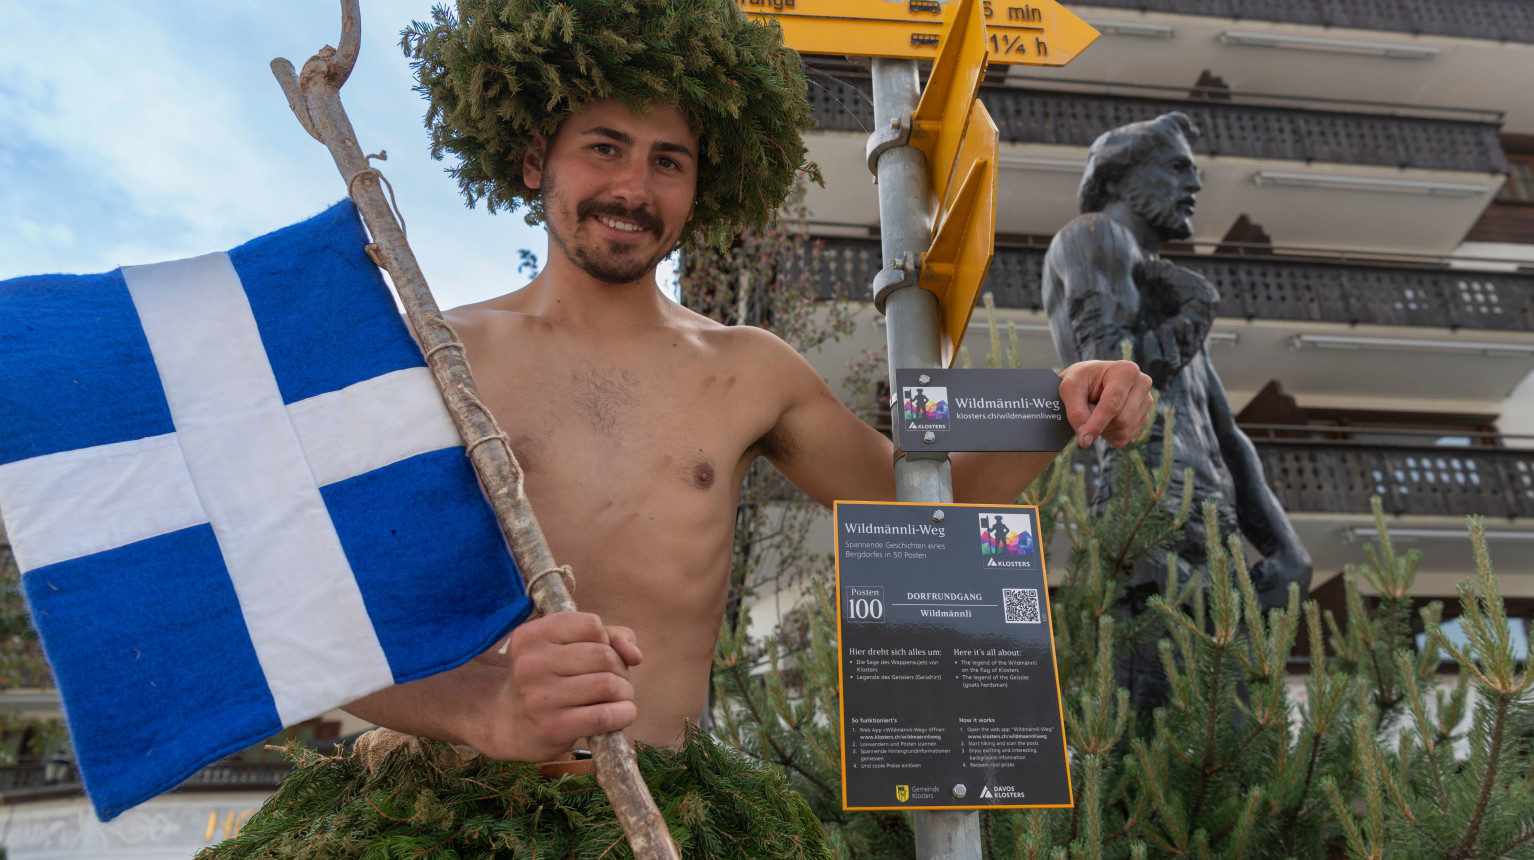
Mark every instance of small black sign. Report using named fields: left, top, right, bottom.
left=834, top=501, right=1072, bottom=811
left=893, top=368, right=1073, bottom=453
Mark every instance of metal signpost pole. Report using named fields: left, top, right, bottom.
left=869, top=58, right=981, bottom=860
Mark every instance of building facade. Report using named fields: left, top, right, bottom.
left=773, top=0, right=1534, bottom=643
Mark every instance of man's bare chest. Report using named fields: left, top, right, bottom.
left=469, top=343, right=770, bottom=493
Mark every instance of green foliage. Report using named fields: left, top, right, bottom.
left=713, top=299, right=1534, bottom=857
left=402, top=0, right=819, bottom=251
left=198, top=726, right=827, bottom=859
left=0, top=520, right=64, bottom=765
left=0, top=523, right=49, bottom=692
left=714, top=579, right=914, bottom=860
left=680, top=182, right=851, bottom=353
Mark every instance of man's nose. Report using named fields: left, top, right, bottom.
left=608, top=158, right=650, bottom=204
left=1185, top=170, right=1204, bottom=193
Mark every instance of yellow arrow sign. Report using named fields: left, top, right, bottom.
left=920, top=107, right=997, bottom=367
left=911, top=0, right=988, bottom=219
left=737, top=0, right=1099, bottom=66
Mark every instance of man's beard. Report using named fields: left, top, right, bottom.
left=543, top=168, right=679, bottom=284
left=1126, top=186, right=1193, bottom=242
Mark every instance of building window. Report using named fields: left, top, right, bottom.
left=1499, top=155, right=1534, bottom=203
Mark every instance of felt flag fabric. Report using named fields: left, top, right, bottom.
left=0, top=201, right=532, bottom=821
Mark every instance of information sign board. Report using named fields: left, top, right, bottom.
left=736, top=0, right=1100, bottom=67
left=834, top=501, right=1072, bottom=811
left=893, top=368, right=1073, bottom=453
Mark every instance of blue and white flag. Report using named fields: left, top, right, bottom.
left=0, top=201, right=532, bottom=821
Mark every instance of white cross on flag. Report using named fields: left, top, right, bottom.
left=0, top=201, right=531, bottom=820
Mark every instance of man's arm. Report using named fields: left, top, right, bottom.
left=1205, top=362, right=1312, bottom=606
left=754, top=329, right=1151, bottom=507
left=344, top=612, right=643, bottom=762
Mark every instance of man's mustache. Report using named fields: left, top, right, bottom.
left=578, top=200, right=663, bottom=236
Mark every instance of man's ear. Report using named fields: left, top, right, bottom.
left=523, top=134, right=549, bottom=190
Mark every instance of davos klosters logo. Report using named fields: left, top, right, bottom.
left=978, top=513, right=1034, bottom=558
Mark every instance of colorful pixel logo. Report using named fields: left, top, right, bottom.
left=979, top=513, right=1035, bottom=556
left=901, top=386, right=948, bottom=424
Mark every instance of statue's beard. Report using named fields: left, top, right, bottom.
left=1126, top=186, right=1193, bottom=242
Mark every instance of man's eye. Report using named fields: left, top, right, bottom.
left=657, top=157, right=679, bottom=170
left=592, top=143, right=616, bottom=155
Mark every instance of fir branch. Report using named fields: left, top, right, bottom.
left=1456, top=690, right=1513, bottom=858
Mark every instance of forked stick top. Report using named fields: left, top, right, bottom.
left=270, top=0, right=361, bottom=142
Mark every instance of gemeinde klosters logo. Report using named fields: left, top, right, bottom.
left=979, top=513, right=1034, bottom=565
left=895, top=785, right=910, bottom=803
left=901, top=386, right=948, bottom=431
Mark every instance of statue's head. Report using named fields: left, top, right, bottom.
left=1077, top=113, right=1202, bottom=242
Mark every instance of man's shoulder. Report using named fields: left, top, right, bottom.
left=442, top=296, right=530, bottom=334
left=692, top=317, right=807, bottom=368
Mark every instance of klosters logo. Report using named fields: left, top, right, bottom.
left=978, top=513, right=1034, bottom=557
left=895, top=785, right=910, bottom=803
left=901, top=385, right=948, bottom=431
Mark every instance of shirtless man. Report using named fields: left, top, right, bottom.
left=346, top=4, right=1153, bottom=762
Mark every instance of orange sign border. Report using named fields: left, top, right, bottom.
left=832, top=500, right=1075, bottom=812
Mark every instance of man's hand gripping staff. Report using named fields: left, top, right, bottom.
left=269, top=3, right=679, bottom=857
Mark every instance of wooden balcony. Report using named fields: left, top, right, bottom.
left=1246, top=428, right=1534, bottom=518
left=1076, top=0, right=1534, bottom=44
left=805, top=75, right=1508, bottom=175
left=813, top=237, right=1534, bottom=332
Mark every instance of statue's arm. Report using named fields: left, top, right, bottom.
left=1047, top=221, right=1215, bottom=387
left=1206, top=362, right=1312, bottom=604
left=1046, top=220, right=1141, bottom=366
left=1129, top=260, right=1217, bottom=388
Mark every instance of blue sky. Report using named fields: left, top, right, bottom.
left=0, top=1, right=645, bottom=311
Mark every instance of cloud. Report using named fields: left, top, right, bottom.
left=0, top=0, right=546, bottom=310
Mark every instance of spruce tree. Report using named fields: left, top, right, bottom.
left=711, top=293, right=1534, bottom=859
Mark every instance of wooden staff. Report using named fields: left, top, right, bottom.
left=271, top=3, right=679, bottom=858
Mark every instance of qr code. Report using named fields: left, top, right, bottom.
left=1003, top=588, right=1041, bottom=624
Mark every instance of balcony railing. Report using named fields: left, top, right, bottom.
left=1076, top=0, right=1534, bottom=45
left=805, top=76, right=1508, bottom=174
left=813, top=237, right=1534, bottom=332
left=1252, top=436, right=1534, bottom=518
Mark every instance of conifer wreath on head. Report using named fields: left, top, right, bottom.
left=402, top=0, right=820, bottom=251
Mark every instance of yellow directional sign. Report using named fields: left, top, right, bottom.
left=737, top=0, right=1099, bottom=67
left=920, top=130, right=996, bottom=367
left=911, top=0, right=988, bottom=218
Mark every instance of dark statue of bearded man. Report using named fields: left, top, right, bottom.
left=1041, top=112, right=1312, bottom=706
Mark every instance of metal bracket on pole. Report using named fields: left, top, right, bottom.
left=865, top=111, right=914, bottom=183
left=871, top=251, right=922, bottom=314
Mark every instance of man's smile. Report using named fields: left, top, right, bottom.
left=597, top=215, right=645, bottom=233
left=577, top=199, right=664, bottom=242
